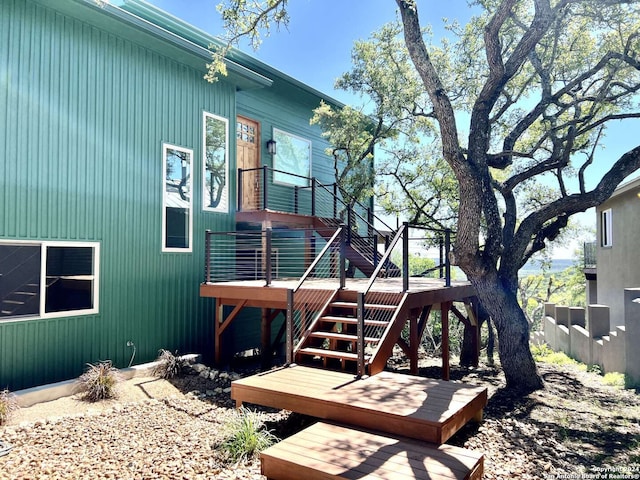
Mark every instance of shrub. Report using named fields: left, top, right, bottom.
left=221, top=407, right=278, bottom=462
left=602, top=372, right=625, bottom=389
left=152, top=349, right=187, bottom=379
left=0, top=389, right=19, bottom=425
left=77, top=360, right=121, bottom=402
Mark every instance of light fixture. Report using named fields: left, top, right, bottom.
left=266, top=139, right=277, bottom=155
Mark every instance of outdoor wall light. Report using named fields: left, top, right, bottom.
left=266, top=139, right=277, bottom=155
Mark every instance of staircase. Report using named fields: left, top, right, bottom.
left=295, top=289, right=408, bottom=375
left=313, top=217, right=401, bottom=277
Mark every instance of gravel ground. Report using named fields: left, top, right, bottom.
left=2, top=357, right=639, bottom=480
left=0, top=365, right=290, bottom=480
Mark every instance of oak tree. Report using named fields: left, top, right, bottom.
left=212, top=0, right=640, bottom=392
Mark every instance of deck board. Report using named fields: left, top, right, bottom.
left=232, top=365, right=487, bottom=444
left=261, top=422, right=484, bottom=480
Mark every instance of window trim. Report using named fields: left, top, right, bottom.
left=0, top=240, right=100, bottom=321
left=601, top=208, right=613, bottom=248
left=162, top=143, right=193, bottom=252
left=202, top=112, right=230, bottom=213
left=272, top=128, right=312, bottom=187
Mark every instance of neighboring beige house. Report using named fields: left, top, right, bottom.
left=589, top=176, right=640, bottom=329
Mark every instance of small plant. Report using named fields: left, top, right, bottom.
left=77, top=360, right=121, bottom=402
left=152, top=349, right=187, bottom=379
left=220, top=407, right=278, bottom=462
left=0, top=389, right=19, bottom=425
left=602, top=372, right=625, bottom=389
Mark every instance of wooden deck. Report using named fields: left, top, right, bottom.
left=200, top=277, right=475, bottom=309
left=232, top=364, right=487, bottom=444
left=261, top=422, right=484, bottom=480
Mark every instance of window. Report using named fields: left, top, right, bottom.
left=601, top=208, right=613, bottom=247
left=272, top=128, right=311, bottom=187
left=203, top=112, right=229, bottom=213
left=163, top=143, right=193, bottom=251
left=0, top=241, right=99, bottom=320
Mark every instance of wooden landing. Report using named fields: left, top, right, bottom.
left=261, top=422, right=484, bottom=480
left=232, top=365, right=487, bottom=444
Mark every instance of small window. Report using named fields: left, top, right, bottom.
left=0, top=241, right=99, bottom=320
left=272, top=128, right=311, bottom=187
left=203, top=112, right=229, bottom=213
left=163, top=144, right=193, bottom=251
left=601, top=208, right=613, bottom=247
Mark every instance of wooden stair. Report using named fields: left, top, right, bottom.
left=261, top=421, right=484, bottom=480
left=313, top=217, right=400, bottom=277
left=295, top=290, right=408, bottom=374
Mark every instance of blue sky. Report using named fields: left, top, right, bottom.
left=146, top=0, right=475, bottom=104
left=147, top=0, right=640, bottom=257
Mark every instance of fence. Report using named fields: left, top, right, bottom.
left=531, top=287, right=640, bottom=386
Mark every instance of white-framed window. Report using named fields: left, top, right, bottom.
left=272, top=128, right=312, bottom=187
left=0, top=240, right=99, bottom=321
left=203, top=112, right=229, bottom=213
left=601, top=208, right=613, bottom=247
left=162, top=143, right=193, bottom=252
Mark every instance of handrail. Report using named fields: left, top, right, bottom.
left=362, top=224, right=408, bottom=296
left=293, top=226, right=345, bottom=292
left=286, top=225, right=347, bottom=365
left=238, top=165, right=393, bottom=244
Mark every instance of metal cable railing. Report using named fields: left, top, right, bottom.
left=285, top=227, right=346, bottom=364
left=204, top=228, right=341, bottom=285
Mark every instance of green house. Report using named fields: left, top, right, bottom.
left=0, top=0, right=360, bottom=390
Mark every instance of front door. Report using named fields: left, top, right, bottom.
left=237, top=116, right=260, bottom=210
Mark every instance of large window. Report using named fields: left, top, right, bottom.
left=601, top=208, right=613, bottom=247
left=203, top=112, right=229, bottom=213
left=0, top=241, right=99, bottom=320
left=272, top=128, right=312, bottom=187
left=163, top=143, right=193, bottom=251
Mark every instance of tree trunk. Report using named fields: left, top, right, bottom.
left=469, top=273, right=543, bottom=392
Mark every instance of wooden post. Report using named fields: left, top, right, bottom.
left=261, top=308, right=272, bottom=370
left=441, top=301, right=451, bottom=381
left=409, top=313, right=419, bottom=375
left=215, top=298, right=223, bottom=365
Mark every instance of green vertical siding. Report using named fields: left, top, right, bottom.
left=0, top=0, right=235, bottom=389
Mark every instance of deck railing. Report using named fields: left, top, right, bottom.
left=204, top=228, right=341, bottom=285
left=237, top=166, right=393, bottom=243
left=285, top=226, right=347, bottom=364
left=354, top=223, right=453, bottom=376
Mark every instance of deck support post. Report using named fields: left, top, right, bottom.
left=409, top=313, right=419, bottom=375
left=356, top=292, right=365, bottom=377
left=215, top=298, right=223, bottom=365
left=442, top=301, right=451, bottom=381
left=286, top=289, right=294, bottom=365
left=261, top=308, right=272, bottom=369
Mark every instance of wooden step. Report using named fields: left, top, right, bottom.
left=330, top=301, right=398, bottom=312
left=320, top=315, right=389, bottom=327
left=261, top=421, right=484, bottom=480
left=309, top=331, right=379, bottom=344
left=296, top=347, right=370, bottom=362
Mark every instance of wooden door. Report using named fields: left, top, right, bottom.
left=237, top=116, right=260, bottom=210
